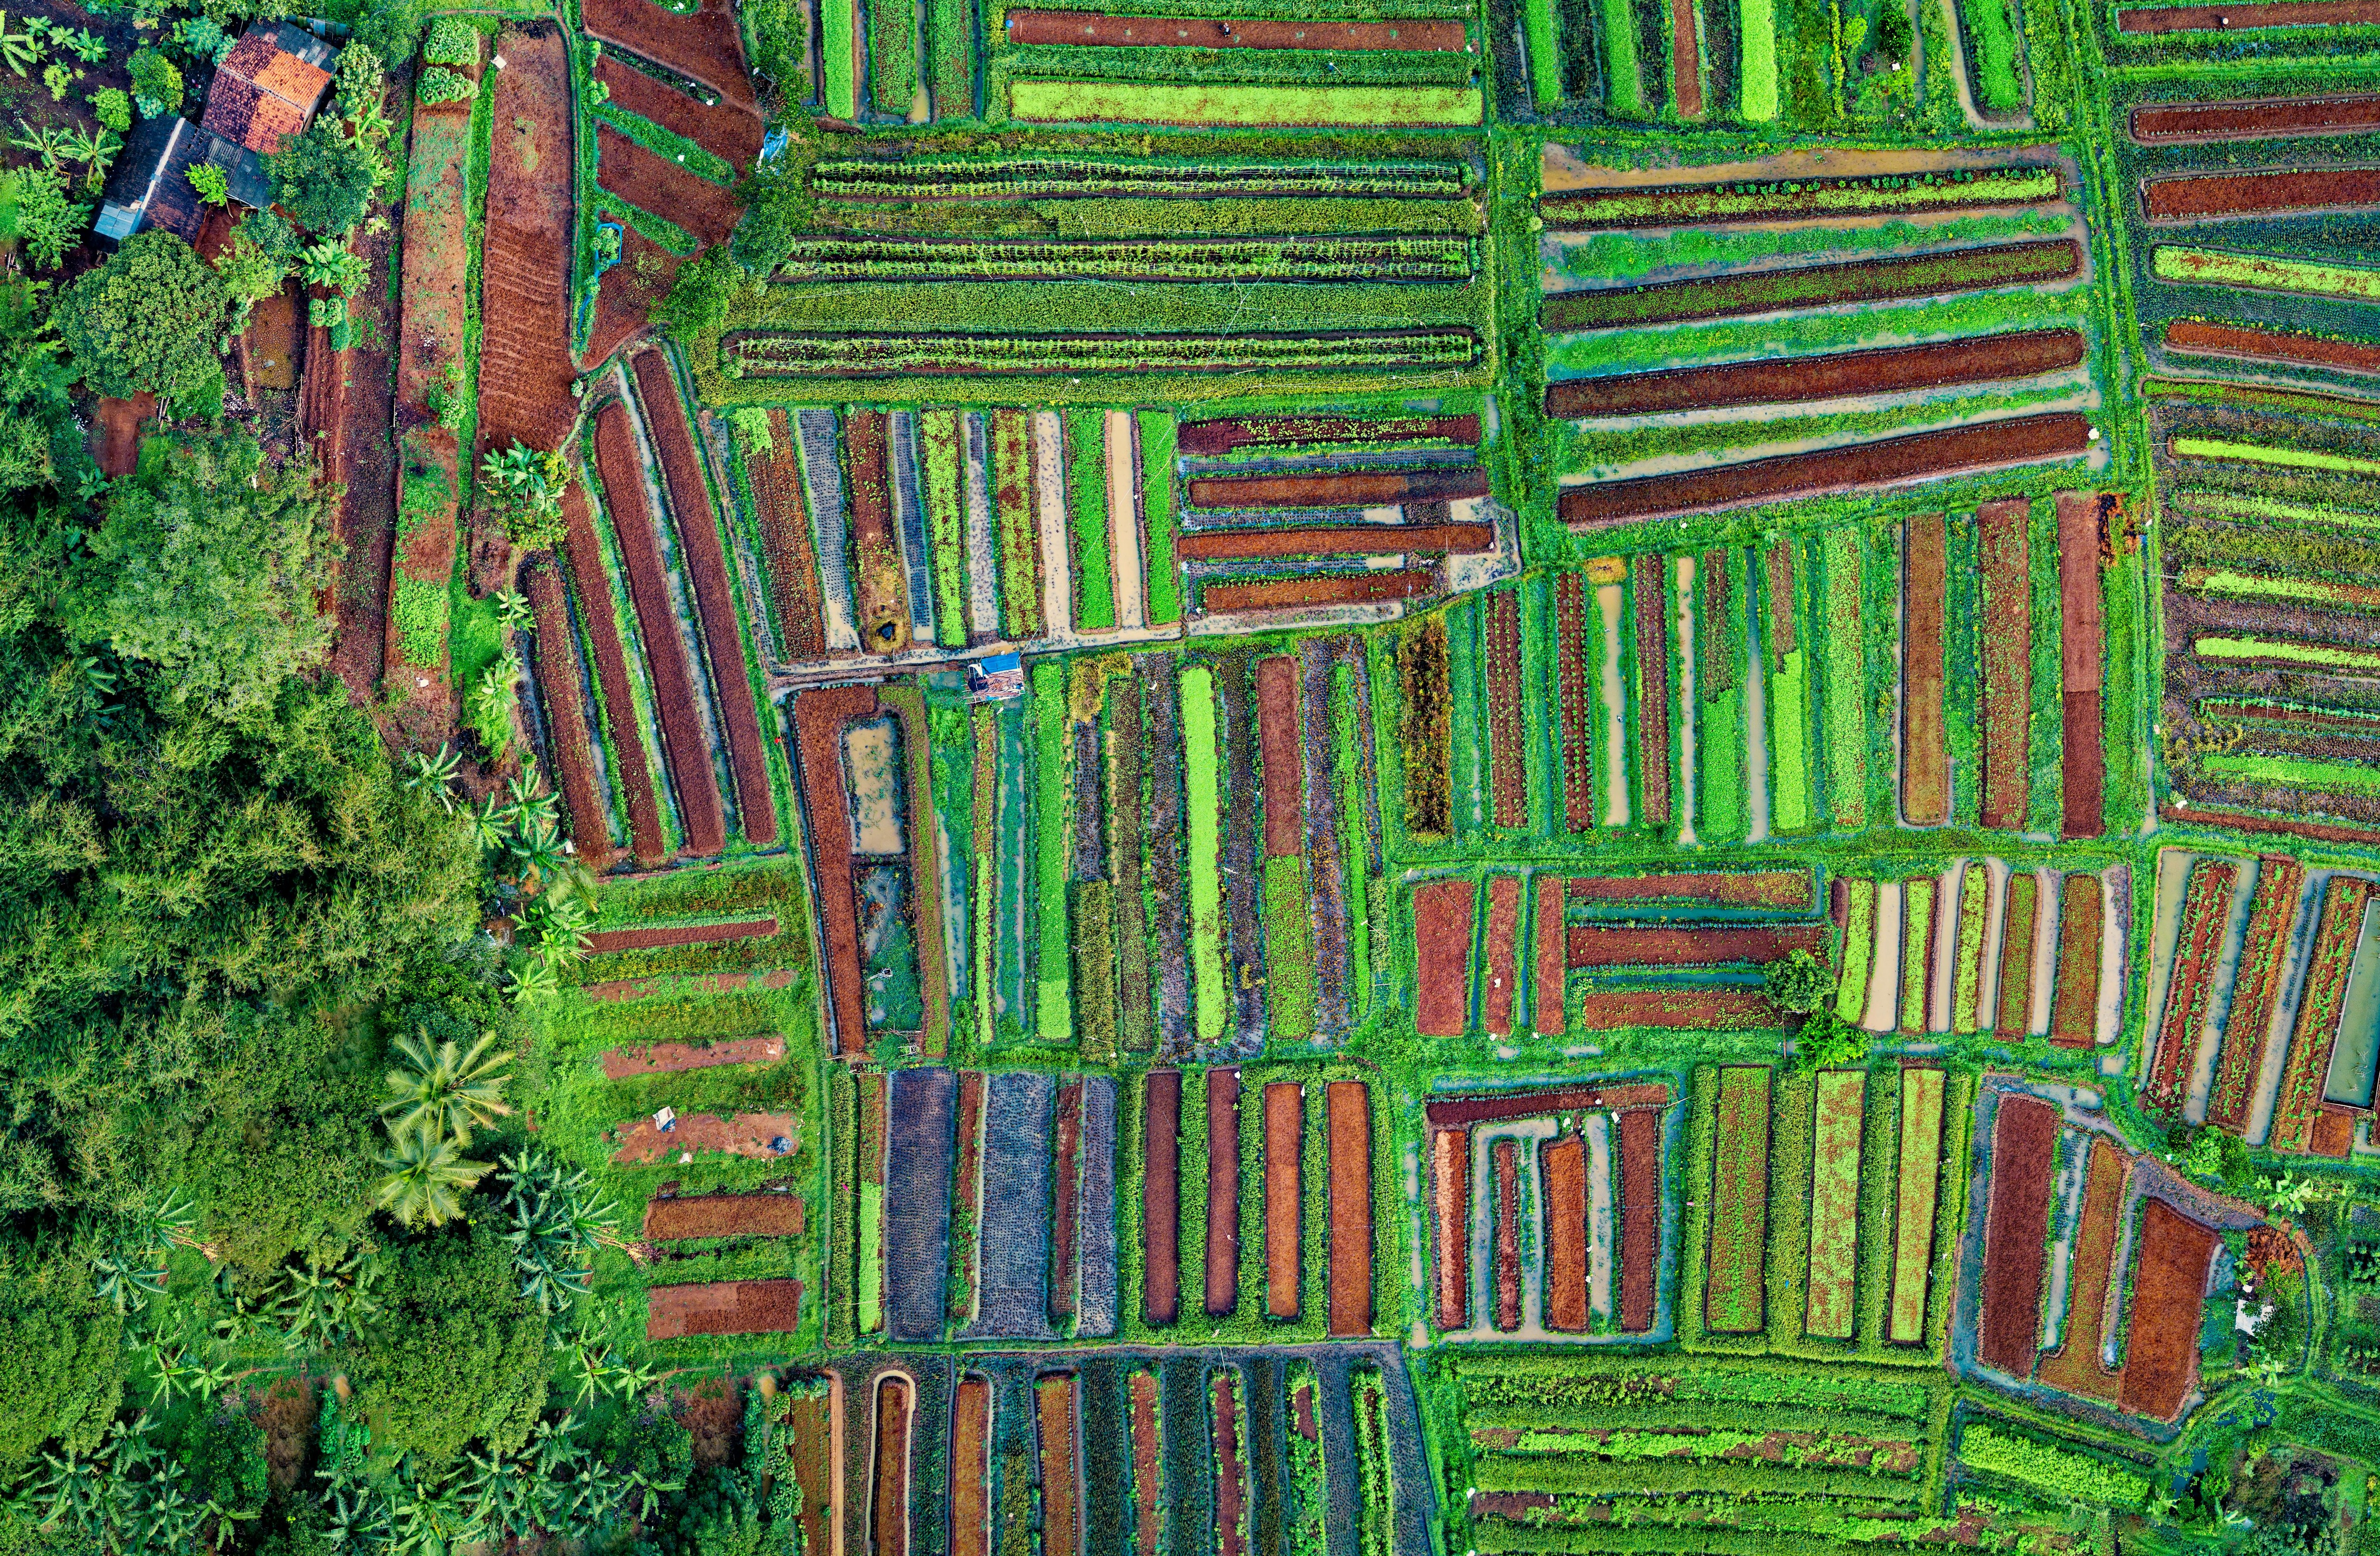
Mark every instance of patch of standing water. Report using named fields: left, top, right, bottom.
left=2326, top=897, right=2380, bottom=1108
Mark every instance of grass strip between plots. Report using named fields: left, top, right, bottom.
left=1008, top=80, right=1485, bottom=126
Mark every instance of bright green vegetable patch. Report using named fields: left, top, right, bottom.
left=1958, top=1424, right=2149, bottom=1510
left=1183, top=667, right=1226, bottom=1044
left=1739, top=0, right=1778, bottom=120
left=2194, top=635, right=2380, bottom=673
left=592, top=102, right=736, bottom=185
left=2154, top=245, right=2380, bottom=303
left=2203, top=753, right=2380, bottom=794
left=1959, top=0, right=2025, bottom=114
left=2170, top=435, right=2380, bottom=479
left=1008, top=80, right=1484, bottom=126
left=1602, top=0, right=1644, bottom=115
left=1524, top=0, right=1562, bottom=109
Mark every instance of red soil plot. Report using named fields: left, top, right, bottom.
left=643, top=1191, right=805, bottom=1239
left=1570, top=870, right=1814, bottom=909
left=1542, top=1131, right=1588, bottom=1332
left=1201, top=570, right=1437, bottom=614
left=2158, top=801, right=2380, bottom=849
left=597, top=124, right=743, bottom=248
left=1176, top=412, right=1480, bottom=456
left=1978, top=498, right=2033, bottom=831
left=560, top=484, right=667, bottom=864
left=581, top=0, right=756, bottom=108
left=613, top=1111, right=797, bottom=1163
left=1185, top=466, right=1488, bottom=510
left=1535, top=877, right=1567, bottom=1035
left=1174, top=522, right=1491, bottom=560
left=870, top=1375, right=911, bottom=1556
left=743, top=407, right=828, bottom=660
left=1493, top=1137, right=1522, bottom=1331
left=1576, top=988, right=1784, bottom=1029
left=1143, top=1071, right=1182, bottom=1325
left=2133, top=93, right=2380, bottom=140
left=2048, top=874, right=2104, bottom=1050
left=1634, top=554, right=1673, bottom=826
left=585, top=916, right=777, bottom=954
left=2164, top=319, right=2380, bottom=378
left=1547, top=331, right=2086, bottom=419
left=1006, top=9, right=1468, bottom=47
left=1413, top=879, right=1475, bottom=1036
left=646, top=1277, right=802, bottom=1338
left=2119, top=1200, right=2222, bottom=1421
left=1904, top=511, right=1950, bottom=826
left=1483, top=875, right=1522, bottom=1036
left=1558, top=573, right=1594, bottom=832
left=1978, top=1093, right=2059, bottom=1378
left=2206, top=855, right=2305, bottom=1131
left=2271, top=876, right=2369, bottom=1152
left=792, top=683, right=878, bottom=1055
left=1042, top=1375, right=1083, bottom=1556
left=2311, top=1105, right=2358, bottom=1157
left=585, top=220, right=677, bottom=369
left=1328, top=1080, right=1373, bottom=1336
left=1433, top=1127, right=1470, bottom=1329
left=1567, top=923, right=1827, bottom=966
left=1560, top=415, right=2094, bottom=528
left=1257, top=655, right=1302, bottom=857
left=1426, top=1081, right=1671, bottom=1129
left=2145, top=859, right=2237, bottom=1109
left=1619, top=1107, right=1659, bottom=1332
left=631, top=350, right=777, bottom=845
left=952, top=1377, right=991, bottom=1556
left=478, top=28, right=579, bottom=457
left=1486, top=589, right=1526, bottom=829
left=2036, top=1141, right=2127, bottom=1403
left=2144, top=165, right=2380, bottom=222
left=1265, top=1082, right=1302, bottom=1319
left=594, top=398, right=727, bottom=855
left=2057, top=491, right=2109, bottom=840
left=594, top=54, right=762, bottom=174
left=94, top=394, right=150, bottom=477
left=523, top=557, right=616, bottom=871
left=1996, top=874, right=2039, bottom=1037
left=1207, top=1067, right=1241, bottom=1318
left=600, top=1034, right=785, bottom=1078
left=1670, top=0, right=1701, bottom=115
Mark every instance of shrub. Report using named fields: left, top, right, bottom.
left=54, top=230, right=230, bottom=402
left=480, top=441, right=569, bottom=551
left=1764, top=949, right=1833, bottom=1014
left=417, top=66, right=472, bottom=105
left=263, top=120, right=377, bottom=236
left=126, top=47, right=181, bottom=117
left=422, top=14, right=479, bottom=64
left=187, top=161, right=229, bottom=206
left=89, top=86, right=129, bottom=131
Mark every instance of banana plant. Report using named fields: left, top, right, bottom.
left=494, top=589, right=533, bottom=633
left=402, top=744, right=461, bottom=810
left=504, top=758, right=558, bottom=831
left=0, top=14, right=42, bottom=77
left=9, top=117, right=66, bottom=166
left=466, top=793, right=510, bottom=855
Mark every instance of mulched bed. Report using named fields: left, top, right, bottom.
left=1561, top=414, right=2094, bottom=527
left=595, top=53, right=762, bottom=172
left=582, top=0, right=757, bottom=106
left=870, top=1376, right=912, bottom=1556
left=951, top=1377, right=991, bottom=1555
left=1175, top=522, right=1490, bottom=560
left=785, top=1392, right=835, bottom=1555
left=2146, top=860, right=2236, bottom=1107
left=1978, top=498, right=2033, bottom=830
left=561, top=482, right=668, bottom=864
left=1257, top=655, right=1302, bottom=857
left=1005, top=9, right=1467, bottom=47
left=1131, top=1374, right=1163, bottom=1553
left=1185, top=466, right=1488, bottom=509
left=1547, top=331, right=2085, bottom=418
left=1426, top=1081, right=1670, bottom=1129
left=1434, top=1127, right=1469, bottom=1328
left=1178, top=413, right=1479, bottom=456
left=2049, top=874, right=2105, bottom=1049
left=2118, top=2, right=2380, bottom=32
left=1264, top=1082, right=1302, bottom=1319
left=646, top=1277, right=804, bottom=1338
left=743, top=407, right=829, bottom=658
left=2118, top=1199, right=2220, bottom=1419
left=1566, top=923, right=1826, bottom=966
left=630, top=350, right=777, bottom=845
left=886, top=1067, right=956, bottom=1342
left=587, top=916, right=777, bottom=954
left=602, top=1035, right=786, bottom=1078
left=1996, top=874, right=2039, bottom=1036
left=1903, top=510, right=1950, bottom=826
left=597, top=123, right=744, bottom=247
left=1486, top=592, right=1526, bottom=830
left=2144, top=166, right=2380, bottom=221
left=1540, top=240, right=2082, bottom=333
left=792, top=683, right=876, bottom=1054
left=612, top=1110, right=797, bottom=1164
left=2036, top=1141, right=2128, bottom=1402
left=1482, top=875, right=1522, bottom=1035
left=2164, top=317, right=2380, bottom=375
left=1543, top=1132, right=1588, bottom=1332
left=594, top=397, right=727, bottom=855
left=1327, top=1080, right=1373, bottom=1336
left=1557, top=574, right=1593, bottom=831
left=1575, top=989, right=1783, bottom=1029
left=1493, top=1138, right=1522, bottom=1331
left=478, top=26, right=580, bottom=457
left=1978, top=1093, right=2059, bottom=1377
left=1536, top=879, right=1569, bottom=1034
left=1634, top=555, right=1672, bottom=826
left=525, top=558, right=616, bottom=870
left=2132, top=93, right=2380, bottom=140
left=1619, top=1107, right=1658, bottom=1331
left=2057, top=491, right=2110, bottom=840
left=1569, top=869, right=1814, bottom=907
left=644, top=1190, right=805, bottom=1239
left=1206, top=1069, right=1242, bottom=1318
left=973, top=1071, right=1055, bottom=1336
left=1413, top=879, right=1474, bottom=1035
left=1143, top=1071, right=1182, bottom=1325
left=2207, top=855, right=2304, bottom=1130
left=1202, top=569, right=1436, bottom=613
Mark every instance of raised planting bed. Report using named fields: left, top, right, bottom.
left=1006, top=79, right=1484, bottom=128
left=630, top=350, right=777, bottom=845
left=1206, top=1068, right=1241, bottom=1318
left=1567, top=923, right=1827, bottom=966
left=643, top=1190, right=805, bottom=1239
left=1543, top=1131, right=1589, bottom=1332
left=2056, top=491, right=2109, bottom=840
left=1175, top=522, right=1490, bottom=560
left=1425, top=1081, right=1671, bottom=1129
left=2145, top=859, right=2238, bottom=1109
left=1547, top=330, right=2085, bottom=419
left=613, top=1111, right=798, bottom=1164
left=646, top=1277, right=803, bottom=1338
left=869, top=1375, right=910, bottom=1556
left=739, top=408, right=828, bottom=660
left=1540, top=240, right=2083, bottom=333
left=722, top=329, right=1479, bottom=378
left=2117, top=1200, right=2222, bottom=1421
left=1805, top=1070, right=1864, bottom=1340
left=1570, top=870, right=1814, bottom=909
left=1482, top=876, right=1522, bottom=1037
left=478, top=26, right=579, bottom=457
left=973, top=1070, right=1055, bottom=1336
left=1054, top=1084, right=1083, bottom=1324
left=2163, top=318, right=2380, bottom=377
left=1978, top=498, right=2033, bottom=830
left=1705, top=1066, right=1772, bottom=1335
left=1575, top=989, right=1785, bottom=1029
left=564, top=475, right=666, bottom=863
left=1977, top=1092, right=2059, bottom=1377
left=1486, top=593, right=1527, bottom=832
left=1005, top=9, right=1470, bottom=47
left=2036, top=1140, right=2127, bottom=1401
left=2048, top=874, right=2104, bottom=1049
left=1177, top=411, right=1479, bottom=456
left=1413, top=879, right=1475, bottom=1035
left=2144, top=165, right=2380, bottom=222
left=2207, top=855, right=2305, bottom=1131
left=524, top=557, right=616, bottom=870
left=886, top=1067, right=956, bottom=1343
left=1494, top=1137, right=1522, bottom=1332
left=1536, top=879, right=1569, bottom=1037
left=601, top=1035, right=787, bottom=1079
left=1558, top=574, right=1595, bottom=832
left=1887, top=1069, right=1946, bottom=1345
left=1561, top=415, right=2094, bottom=527
left=1265, top=1082, right=1302, bottom=1320
left=812, top=158, right=1472, bottom=202
left=582, top=0, right=755, bottom=106
left=951, top=1377, right=990, bottom=1555
left=598, top=121, right=741, bottom=247
left=2119, top=0, right=2380, bottom=31
left=1434, top=1126, right=1470, bottom=1329
left=593, top=53, right=761, bottom=174
left=1144, top=1071, right=1182, bottom=1325
left=2132, top=93, right=2380, bottom=141
left=791, top=684, right=877, bottom=1055
left=1540, top=166, right=2062, bottom=229
left=585, top=916, right=778, bottom=954
left=776, top=236, right=1474, bottom=285
left=2270, top=876, right=2370, bottom=1152
left=1041, top=1375, right=1083, bottom=1556
left=1996, top=874, right=2040, bottom=1037
left=1186, top=465, right=1488, bottom=510
left=1903, top=510, right=1950, bottom=827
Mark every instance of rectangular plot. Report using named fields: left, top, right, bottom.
left=1978, top=1091, right=2058, bottom=1375
left=1131, top=1371, right=1162, bottom=1555
left=1265, top=1081, right=1303, bottom=1320
left=951, top=1375, right=991, bottom=1556
left=2057, top=491, right=2106, bottom=839
left=1805, top=1070, right=1865, bottom=1340
left=1329, top=1080, right=1374, bottom=1336
left=1484, top=875, right=1522, bottom=1035
left=1414, top=879, right=1475, bottom=1035
left=1052, top=1080, right=1082, bottom=1323
left=1977, top=498, right=2033, bottom=829
left=1634, top=554, right=1672, bottom=826
left=1996, top=873, right=2039, bottom=1037
left=1494, top=1137, right=1523, bottom=1332
left=1040, top=1374, right=1083, bottom=1556
left=1079, top=1076, right=1118, bottom=1337
left=1706, top=1066, right=1771, bottom=1334
left=1619, top=1107, right=1660, bottom=1332
left=885, top=1066, right=956, bottom=1343
left=2118, top=1202, right=2220, bottom=1421
left=1887, top=1068, right=1944, bottom=1345
left=869, top=1376, right=911, bottom=1556
left=2271, top=876, right=2370, bottom=1151
left=1953, top=866, right=1990, bottom=1033
left=1900, top=877, right=1935, bottom=1035
left=2037, top=1139, right=2126, bottom=1400
left=1434, top=1126, right=1470, bottom=1329
left=1902, top=512, right=1949, bottom=826
left=991, top=408, right=1042, bottom=639
left=1486, top=588, right=1527, bottom=828
left=949, top=1070, right=985, bottom=1320
left=2146, top=860, right=2236, bottom=1105
left=972, top=1070, right=1054, bottom=1336
left=1212, top=1369, right=1249, bottom=1556
left=2208, top=856, right=2305, bottom=1130
left=1543, top=1131, right=1590, bottom=1332
left=2049, top=874, right=2104, bottom=1049
left=1206, top=1067, right=1242, bottom=1318
left=1821, top=526, right=1867, bottom=831
left=1144, top=1070, right=1182, bottom=1326
left=1559, top=573, right=1594, bottom=831
left=1535, top=877, right=1568, bottom=1035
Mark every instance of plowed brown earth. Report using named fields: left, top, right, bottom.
left=1546, top=331, right=2085, bottom=418
left=95, top=393, right=151, bottom=476
left=2165, top=318, right=2380, bottom=375
left=1327, top=1080, right=1373, bottom=1335
left=630, top=350, right=777, bottom=845
left=1414, top=878, right=1474, bottom=1035
left=560, top=485, right=666, bottom=862
left=1426, top=1082, right=1670, bottom=1129
left=1979, top=1093, right=2059, bottom=1377
left=1006, top=9, right=1467, bottom=46
left=952, top=1377, right=991, bottom=1556
left=1176, top=522, right=1491, bottom=560
left=2120, top=0, right=2380, bottom=31
left=647, top=1277, right=802, bottom=1338
left=1144, top=1070, right=1182, bottom=1325
left=1535, top=878, right=1568, bottom=1035
left=2145, top=165, right=2380, bottom=220
left=585, top=220, right=677, bottom=368
left=601, top=1035, right=785, bottom=1077
left=594, top=398, right=727, bottom=855
left=1434, top=1127, right=1469, bottom=1327
left=869, top=1376, right=910, bottom=1556
left=1130, top=1374, right=1162, bottom=1554
left=1619, top=1107, right=1658, bottom=1330
left=2057, top=491, right=2108, bottom=839
left=1904, top=511, right=1950, bottom=826
left=2036, top=1141, right=2127, bottom=1401
left=1978, top=498, right=2033, bottom=830
left=1210, top=1374, right=1247, bottom=1556
left=2133, top=93, right=2380, bottom=140
left=1561, top=414, right=2093, bottom=527
left=745, top=407, right=827, bottom=658
left=1540, top=240, right=2081, bottom=333
left=1557, top=575, right=1592, bottom=830
left=597, top=124, right=742, bottom=246
left=1187, top=466, right=1488, bottom=509
left=1264, top=1082, right=1302, bottom=1319
left=1177, top=413, right=1479, bottom=455
left=1207, top=1068, right=1241, bottom=1317
left=1567, top=924, right=1826, bottom=965
left=1576, top=989, right=1783, bottom=1029
left=2119, top=1200, right=2220, bottom=1419
left=595, top=54, right=762, bottom=172
left=248, top=286, right=300, bottom=390
left=1571, top=869, right=1813, bottom=908
left=792, top=683, right=875, bottom=1053
left=1493, top=1137, right=1521, bottom=1331
left=1257, top=655, right=1302, bottom=857
left=587, top=916, right=776, bottom=954
left=478, top=26, right=579, bottom=457
left=524, top=557, right=615, bottom=869
left=613, top=1110, right=797, bottom=1163
left=644, top=1191, right=804, bottom=1239
left=2148, top=863, right=2233, bottom=1103
left=1670, top=0, right=1700, bottom=114
left=582, top=0, right=756, bottom=106
left=1482, top=875, right=1521, bottom=1035
left=1486, top=593, right=1525, bottom=830
left=1203, top=569, right=1436, bottom=612
left=1543, top=1131, right=1588, bottom=1331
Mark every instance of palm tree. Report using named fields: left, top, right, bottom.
left=380, top=1028, right=513, bottom=1145
left=373, top=1129, right=491, bottom=1230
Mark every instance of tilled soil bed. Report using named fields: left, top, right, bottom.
left=524, top=557, right=616, bottom=869
left=1203, top=569, right=1436, bottom=613
left=596, top=54, right=762, bottom=171
left=1005, top=10, right=1467, bottom=47
left=644, top=1190, right=805, bottom=1239
left=646, top=1277, right=803, bottom=1339
left=1413, top=879, right=1474, bottom=1035
left=2164, top=318, right=2380, bottom=375
left=613, top=1110, right=798, bottom=1163
left=561, top=482, right=667, bottom=864
left=1566, top=924, right=1826, bottom=966
left=478, top=26, right=580, bottom=458
left=2144, top=165, right=2380, bottom=222
left=1540, top=240, right=2083, bottom=333
left=585, top=220, right=678, bottom=368
left=598, top=124, right=743, bottom=247
left=2118, top=1199, right=2220, bottom=1420
left=791, top=683, right=876, bottom=1054
left=583, top=0, right=756, bottom=107
left=1176, top=522, right=1490, bottom=560
left=1547, top=330, right=2085, bottom=420
left=601, top=1034, right=786, bottom=1077
left=1327, top=1079, right=1373, bottom=1335
left=1978, top=1093, right=2059, bottom=1377
left=1619, top=1107, right=1659, bottom=1330
left=1569, top=869, right=1813, bottom=908
left=2133, top=93, right=2380, bottom=141
left=1574, top=988, right=1782, bottom=1029
left=1186, top=465, right=1488, bottom=510
left=2118, top=0, right=2380, bottom=32
left=587, top=916, right=778, bottom=954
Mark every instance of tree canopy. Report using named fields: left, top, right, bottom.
left=52, top=230, right=230, bottom=405
left=263, top=120, right=378, bottom=237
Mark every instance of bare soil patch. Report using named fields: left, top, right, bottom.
left=612, top=1110, right=798, bottom=1163
left=1327, top=1080, right=1373, bottom=1335
left=2165, top=318, right=2380, bottom=376
left=1203, top=569, right=1436, bottom=613
left=1264, top=1081, right=1301, bottom=1318
left=524, top=556, right=615, bottom=869
left=745, top=407, right=827, bottom=658
left=94, top=393, right=151, bottom=477
left=1176, top=522, right=1489, bottom=560
left=2144, top=165, right=2380, bottom=221
left=646, top=1190, right=805, bottom=1239
left=2118, top=0, right=2380, bottom=33
left=1575, top=988, right=1783, bottom=1029
left=561, top=482, right=667, bottom=863
left=2134, top=92, right=2380, bottom=140
left=585, top=221, right=679, bottom=368
left=1543, top=1131, right=1588, bottom=1331
left=1493, top=1136, right=1521, bottom=1331
left=1143, top=1070, right=1182, bottom=1325
left=1433, top=1127, right=1469, bottom=1328
left=1257, top=655, right=1302, bottom=857
left=676, top=1374, right=745, bottom=1467
left=1547, top=330, right=2084, bottom=419
left=587, top=916, right=778, bottom=955
left=646, top=1277, right=802, bottom=1338
left=2118, top=1199, right=2220, bottom=1420
left=1482, top=874, right=1521, bottom=1034
left=1206, top=1068, right=1241, bottom=1318
left=596, top=53, right=762, bottom=171
left=953, top=1377, right=991, bottom=1556
left=1619, top=1107, right=1658, bottom=1331
left=1186, top=465, right=1486, bottom=509
left=248, top=286, right=301, bottom=392
left=1414, top=879, right=1474, bottom=1035
left=2057, top=493, right=2109, bottom=839
left=583, top=0, right=756, bottom=107
left=1426, top=1081, right=1669, bottom=1129
left=791, top=683, right=876, bottom=1053
left=479, top=26, right=581, bottom=458
left=1569, top=869, right=1814, bottom=908
left=602, top=1034, right=786, bottom=1077
left=1979, top=1093, right=2059, bottom=1377
left=1566, top=923, right=1826, bottom=966
left=598, top=123, right=743, bottom=246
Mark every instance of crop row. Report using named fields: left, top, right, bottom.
left=722, top=329, right=1480, bottom=377
left=771, top=235, right=1474, bottom=283
left=1542, top=240, right=2083, bottom=333
left=1541, top=165, right=2060, bottom=229
left=809, top=155, right=1472, bottom=201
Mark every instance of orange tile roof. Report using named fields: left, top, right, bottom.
left=242, top=95, right=307, bottom=152
left=253, top=52, right=330, bottom=110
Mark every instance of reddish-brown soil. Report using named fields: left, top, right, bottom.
left=1473, top=1492, right=1558, bottom=1521
left=1052, top=1081, right=1083, bottom=1321
left=1203, top=569, right=1438, bottom=613
left=2208, top=856, right=2305, bottom=1130
left=583, top=0, right=756, bottom=105
left=843, top=410, right=911, bottom=651
left=952, top=1377, right=991, bottom=1556
left=1206, top=1068, right=1241, bottom=1317
left=1978, top=1093, right=2059, bottom=1377
left=2121, top=3, right=2380, bottom=33
left=1413, top=879, right=1475, bottom=1035
left=524, top=558, right=615, bottom=869
left=2164, top=318, right=2380, bottom=376
left=248, top=286, right=300, bottom=391
left=1130, top=1373, right=1163, bottom=1553
left=1144, top=1070, right=1182, bottom=1325
left=560, top=482, right=667, bottom=864
left=601, top=1034, right=786, bottom=1078
left=1493, top=1137, right=1522, bottom=1332
left=1571, top=870, right=1814, bottom=908
left=1996, top=874, right=2039, bottom=1037
left=613, top=1110, right=797, bottom=1163
left=1978, top=498, right=2033, bottom=830
left=2147, top=862, right=2234, bottom=1103
left=1257, top=655, right=1302, bottom=857
left=1433, top=1126, right=1469, bottom=1328
left=1210, top=1373, right=1246, bottom=1556
left=646, top=1191, right=804, bottom=1239
left=597, top=123, right=743, bottom=247
left=479, top=26, right=580, bottom=458
left=1904, top=511, right=1950, bottom=826
left=950, top=1070, right=986, bottom=1320
left=2050, top=875, right=2104, bottom=1049
left=1540, top=241, right=2081, bottom=332
left=1425, top=1082, right=1670, bottom=1129
left=1486, top=591, right=1525, bottom=829
left=2119, top=1200, right=2220, bottom=1419
left=785, top=1391, right=834, bottom=1556
left=646, top=1277, right=803, bottom=1338
left=1633, top=555, right=1672, bottom=826
left=870, top=1375, right=911, bottom=1556
left=2037, top=1143, right=2127, bottom=1402
left=2133, top=92, right=2380, bottom=139
left=94, top=393, right=151, bottom=477
left=1547, top=331, right=2085, bottom=419
left=2311, top=1104, right=2358, bottom=1156
left=1177, top=413, right=1480, bottom=456
left=1186, top=466, right=1488, bottom=509
left=1007, top=9, right=1465, bottom=46
left=1562, top=414, right=2093, bottom=527
left=2144, top=165, right=2380, bottom=221
left=1557, top=573, right=1593, bottom=831
left=792, top=683, right=876, bottom=1054
left=1566, top=923, right=1826, bottom=966
left=1326, top=1080, right=1373, bottom=1336
left=594, top=398, right=728, bottom=855
left=595, top=54, right=762, bottom=172
left=297, top=309, right=344, bottom=461
left=2057, top=491, right=2109, bottom=838
left=585, top=220, right=678, bottom=368
left=675, top=1376, right=743, bottom=1469
left=382, top=427, right=460, bottom=716
left=1534, top=878, right=1569, bottom=1035
left=1482, top=875, right=1522, bottom=1035
left=587, top=916, right=777, bottom=954
left=1175, top=522, right=1490, bottom=560
left=1543, top=1131, right=1588, bottom=1332
left=744, top=407, right=828, bottom=658
left=630, top=351, right=777, bottom=845
left=1619, top=1107, right=1658, bottom=1331
left=1575, top=989, right=1783, bottom=1029
left=257, top=1375, right=318, bottom=1500
left=1264, top=1081, right=1302, bottom=1319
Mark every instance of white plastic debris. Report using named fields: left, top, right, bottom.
left=654, top=1106, right=676, bottom=1132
